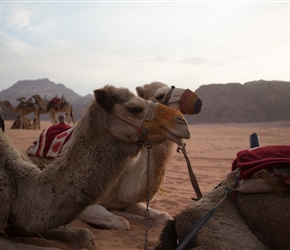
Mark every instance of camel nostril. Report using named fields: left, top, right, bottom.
left=195, top=99, right=202, bottom=114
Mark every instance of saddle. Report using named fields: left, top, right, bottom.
left=232, top=145, right=290, bottom=194
left=18, top=98, right=34, bottom=108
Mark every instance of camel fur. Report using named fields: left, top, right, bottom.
left=155, top=169, right=290, bottom=250
left=80, top=82, right=202, bottom=230
left=29, top=82, right=202, bottom=231
left=0, top=85, right=190, bottom=249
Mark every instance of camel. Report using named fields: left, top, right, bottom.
left=155, top=168, right=290, bottom=250
left=78, top=82, right=203, bottom=230
left=0, top=85, right=191, bottom=249
left=29, top=82, right=202, bottom=231
left=0, top=100, right=41, bottom=129
left=32, top=94, right=75, bottom=125
left=11, top=115, right=38, bottom=129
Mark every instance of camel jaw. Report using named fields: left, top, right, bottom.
left=162, top=127, right=191, bottom=146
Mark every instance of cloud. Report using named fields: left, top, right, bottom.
left=135, top=54, right=209, bottom=66
left=6, top=8, right=32, bottom=31
left=179, top=57, right=209, bottom=65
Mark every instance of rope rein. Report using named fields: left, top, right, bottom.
left=177, top=143, right=202, bottom=200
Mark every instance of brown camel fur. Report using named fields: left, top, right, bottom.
left=0, top=85, right=190, bottom=249
left=155, top=169, right=290, bottom=250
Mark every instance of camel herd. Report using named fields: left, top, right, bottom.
left=0, top=94, right=74, bottom=129
left=0, top=82, right=289, bottom=249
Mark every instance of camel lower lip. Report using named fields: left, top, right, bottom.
left=163, top=128, right=184, bottom=146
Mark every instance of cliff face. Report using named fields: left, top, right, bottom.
left=0, top=79, right=289, bottom=123
left=188, top=80, right=290, bottom=123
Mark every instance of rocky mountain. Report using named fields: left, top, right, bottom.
left=0, top=78, right=93, bottom=121
left=0, top=78, right=289, bottom=123
left=189, top=80, right=290, bottom=123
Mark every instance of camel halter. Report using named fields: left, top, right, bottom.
left=163, top=86, right=200, bottom=115
left=111, top=101, right=156, bottom=142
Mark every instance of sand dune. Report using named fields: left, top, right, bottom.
left=4, top=120, right=290, bottom=249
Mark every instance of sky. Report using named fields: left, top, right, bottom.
left=1, top=1, right=290, bottom=96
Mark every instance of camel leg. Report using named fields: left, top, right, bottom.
left=78, top=204, right=131, bottom=231
left=5, top=226, right=95, bottom=249
left=112, top=203, right=172, bottom=227
left=66, top=114, right=71, bottom=125
left=40, top=226, right=95, bottom=249
left=0, top=236, right=60, bottom=250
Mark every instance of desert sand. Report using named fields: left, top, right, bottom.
left=4, top=120, right=290, bottom=250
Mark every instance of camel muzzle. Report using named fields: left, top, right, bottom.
left=179, top=89, right=202, bottom=115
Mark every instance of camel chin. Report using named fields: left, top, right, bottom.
left=161, top=127, right=190, bottom=146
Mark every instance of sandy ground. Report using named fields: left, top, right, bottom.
left=3, top=120, right=290, bottom=249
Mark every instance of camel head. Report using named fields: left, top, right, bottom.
left=94, top=85, right=191, bottom=145
left=136, top=81, right=202, bottom=115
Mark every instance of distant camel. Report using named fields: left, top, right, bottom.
left=155, top=168, right=290, bottom=250
left=0, top=100, right=41, bottom=129
left=0, top=85, right=190, bottom=249
left=32, top=94, right=75, bottom=125
left=29, top=82, right=201, bottom=230
left=11, top=115, right=38, bottom=129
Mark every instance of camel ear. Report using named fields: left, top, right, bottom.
left=94, top=89, right=116, bottom=113
left=136, top=86, right=145, bottom=98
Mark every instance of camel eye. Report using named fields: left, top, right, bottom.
left=127, top=106, right=143, bottom=114
left=155, top=94, right=165, bottom=101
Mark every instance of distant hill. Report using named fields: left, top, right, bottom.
left=189, top=80, right=290, bottom=123
left=0, top=78, right=93, bottom=121
left=0, top=78, right=289, bottom=123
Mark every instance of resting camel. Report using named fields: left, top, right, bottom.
left=28, top=82, right=202, bottom=231
left=11, top=115, right=38, bottom=129
left=32, top=94, right=75, bottom=125
left=0, top=100, right=41, bottom=129
left=0, top=85, right=191, bottom=249
left=78, top=82, right=202, bottom=230
left=155, top=169, right=290, bottom=249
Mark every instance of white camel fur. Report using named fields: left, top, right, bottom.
left=0, top=85, right=191, bottom=249
left=30, top=82, right=202, bottom=231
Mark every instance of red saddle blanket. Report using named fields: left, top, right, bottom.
left=232, top=145, right=290, bottom=182
left=27, top=124, right=74, bottom=158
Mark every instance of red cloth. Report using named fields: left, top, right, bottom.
left=50, top=96, right=59, bottom=104
left=27, top=123, right=73, bottom=158
left=232, top=145, right=290, bottom=179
